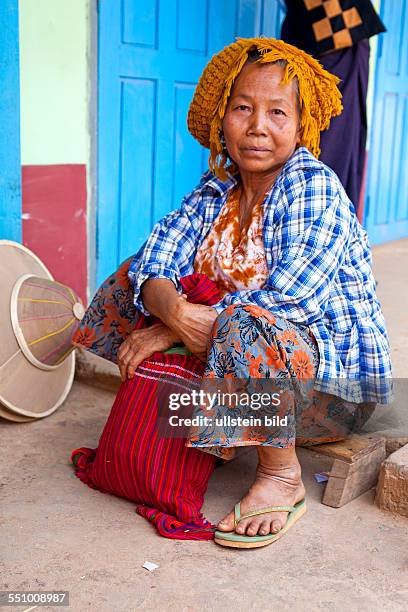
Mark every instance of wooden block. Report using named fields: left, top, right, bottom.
left=322, top=444, right=386, bottom=507
left=312, top=434, right=385, bottom=463
left=310, top=434, right=386, bottom=507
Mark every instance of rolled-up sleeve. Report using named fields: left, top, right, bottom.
left=211, top=170, right=353, bottom=325
left=128, top=190, right=204, bottom=316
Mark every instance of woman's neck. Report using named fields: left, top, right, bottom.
left=239, top=167, right=281, bottom=208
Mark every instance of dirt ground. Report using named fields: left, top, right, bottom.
left=1, top=239, right=408, bottom=612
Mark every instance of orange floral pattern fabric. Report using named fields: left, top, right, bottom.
left=71, top=256, right=139, bottom=363
left=186, top=304, right=375, bottom=461
left=185, top=304, right=321, bottom=460
left=194, top=185, right=269, bottom=296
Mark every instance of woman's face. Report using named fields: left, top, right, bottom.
left=222, top=62, right=301, bottom=177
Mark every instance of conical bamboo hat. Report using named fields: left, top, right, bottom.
left=0, top=240, right=83, bottom=420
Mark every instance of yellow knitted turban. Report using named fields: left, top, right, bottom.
left=187, top=37, right=343, bottom=180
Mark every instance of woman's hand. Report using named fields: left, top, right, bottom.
left=117, top=323, right=180, bottom=381
left=170, top=299, right=218, bottom=362
left=141, top=278, right=219, bottom=362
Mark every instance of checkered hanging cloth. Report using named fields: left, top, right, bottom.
left=281, top=0, right=386, bottom=57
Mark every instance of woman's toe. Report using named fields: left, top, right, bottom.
left=258, top=520, right=270, bottom=536
left=246, top=519, right=262, bottom=536
left=235, top=521, right=247, bottom=535
left=271, top=518, right=282, bottom=533
left=217, top=511, right=235, bottom=531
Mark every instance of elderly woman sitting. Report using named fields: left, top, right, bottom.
left=73, top=37, right=392, bottom=548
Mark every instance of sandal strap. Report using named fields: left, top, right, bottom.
left=239, top=505, right=296, bottom=522
left=234, top=502, right=241, bottom=529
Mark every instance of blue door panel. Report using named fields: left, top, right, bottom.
left=396, top=97, right=408, bottom=222
left=365, top=0, right=408, bottom=244
left=0, top=0, right=21, bottom=242
left=97, top=0, right=285, bottom=285
left=172, top=82, right=207, bottom=208
left=97, top=0, right=121, bottom=284
left=384, top=0, right=404, bottom=75
left=236, top=0, right=264, bottom=37
left=375, top=93, right=397, bottom=226
left=122, top=0, right=158, bottom=48
left=177, top=0, right=208, bottom=52
left=152, top=79, right=179, bottom=222
left=118, top=78, right=157, bottom=261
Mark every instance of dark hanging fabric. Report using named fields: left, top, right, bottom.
left=281, top=0, right=383, bottom=214
left=281, top=0, right=385, bottom=57
left=318, top=39, right=370, bottom=213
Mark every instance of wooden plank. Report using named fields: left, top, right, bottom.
left=322, top=444, right=386, bottom=508
left=311, top=434, right=385, bottom=463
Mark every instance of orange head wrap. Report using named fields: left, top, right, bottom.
left=187, top=37, right=343, bottom=180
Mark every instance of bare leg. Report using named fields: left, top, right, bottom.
left=217, top=446, right=305, bottom=536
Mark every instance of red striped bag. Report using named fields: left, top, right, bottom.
left=71, top=272, right=221, bottom=540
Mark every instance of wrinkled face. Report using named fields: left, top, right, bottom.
left=222, top=62, right=301, bottom=176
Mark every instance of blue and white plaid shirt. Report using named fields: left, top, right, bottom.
left=128, top=147, right=393, bottom=404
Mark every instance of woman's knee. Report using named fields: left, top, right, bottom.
left=212, top=304, right=258, bottom=338
left=213, top=303, right=291, bottom=340
left=214, top=303, right=275, bottom=327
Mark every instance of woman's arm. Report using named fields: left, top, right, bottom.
left=128, top=187, right=206, bottom=316
left=119, top=176, right=220, bottom=378
left=141, top=278, right=184, bottom=323
left=118, top=278, right=218, bottom=379
left=142, top=278, right=218, bottom=361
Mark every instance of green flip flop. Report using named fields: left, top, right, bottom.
left=214, top=499, right=306, bottom=549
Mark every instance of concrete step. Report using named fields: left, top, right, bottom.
left=375, top=444, right=408, bottom=517
left=74, top=348, right=120, bottom=393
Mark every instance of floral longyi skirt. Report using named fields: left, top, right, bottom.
left=73, top=257, right=376, bottom=461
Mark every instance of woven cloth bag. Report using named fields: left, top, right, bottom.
left=71, top=263, right=221, bottom=540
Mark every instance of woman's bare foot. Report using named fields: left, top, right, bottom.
left=217, top=447, right=305, bottom=536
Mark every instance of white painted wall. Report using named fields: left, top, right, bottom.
left=19, top=0, right=91, bottom=165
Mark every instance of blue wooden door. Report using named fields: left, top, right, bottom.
left=364, top=0, right=408, bottom=244
left=0, top=0, right=21, bottom=242
left=97, top=0, right=285, bottom=285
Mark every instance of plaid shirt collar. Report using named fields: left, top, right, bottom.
left=202, top=146, right=322, bottom=195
